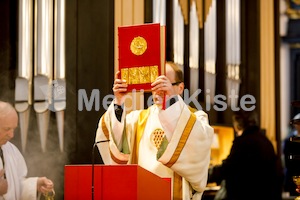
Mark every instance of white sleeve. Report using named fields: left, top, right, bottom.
left=95, top=101, right=141, bottom=164
left=21, top=177, right=39, bottom=200
left=158, top=100, right=214, bottom=193
left=108, top=103, right=125, bottom=149
left=158, top=95, right=184, bottom=141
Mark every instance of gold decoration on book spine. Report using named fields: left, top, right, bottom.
left=130, top=36, right=147, bottom=56
left=121, top=66, right=158, bottom=84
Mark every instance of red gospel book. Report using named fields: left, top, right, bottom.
left=118, top=23, right=166, bottom=92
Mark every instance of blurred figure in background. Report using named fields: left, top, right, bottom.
left=283, top=113, right=300, bottom=197
left=0, top=101, right=54, bottom=200
left=208, top=110, right=283, bottom=200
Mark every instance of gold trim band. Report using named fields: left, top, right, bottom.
left=121, top=65, right=158, bottom=84
left=101, top=113, right=109, bottom=139
left=165, top=113, right=196, bottom=168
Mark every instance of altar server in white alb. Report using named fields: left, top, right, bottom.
left=0, top=101, right=54, bottom=200
left=95, top=62, right=214, bottom=200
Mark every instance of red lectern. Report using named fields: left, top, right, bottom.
left=64, top=164, right=171, bottom=200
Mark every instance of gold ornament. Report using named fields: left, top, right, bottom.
left=121, top=68, right=129, bottom=82
left=150, top=65, right=159, bottom=82
left=139, top=66, right=150, bottom=84
left=151, top=128, right=165, bottom=149
left=43, top=189, right=55, bottom=200
left=293, top=176, right=300, bottom=200
left=130, top=36, right=147, bottom=56
left=129, top=67, right=139, bottom=84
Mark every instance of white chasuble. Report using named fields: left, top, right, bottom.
left=96, top=96, right=214, bottom=200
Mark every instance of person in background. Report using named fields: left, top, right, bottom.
left=283, top=113, right=300, bottom=196
left=208, top=110, right=283, bottom=200
left=95, top=62, right=214, bottom=200
left=0, top=101, right=54, bottom=200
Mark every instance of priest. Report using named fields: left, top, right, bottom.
left=95, top=62, right=214, bottom=200
left=0, top=101, right=54, bottom=200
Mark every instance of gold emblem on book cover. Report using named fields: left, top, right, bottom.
left=130, top=36, right=147, bottom=56
left=151, top=128, right=165, bottom=149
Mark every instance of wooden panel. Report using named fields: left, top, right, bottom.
left=122, top=0, right=133, bottom=25
left=69, top=0, right=114, bottom=164
left=260, top=0, right=277, bottom=151
left=133, top=0, right=144, bottom=25
left=114, top=0, right=122, bottom=69
left=210, top=126, right=234, bottom=165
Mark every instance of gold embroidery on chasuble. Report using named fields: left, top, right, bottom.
left=173, top=172, right=183, bottom=200
left=165, top=113, right=196, bottom=168
left=110, top=152, right=128, bottom=164
left=131, top=109, right=150, bottom=164
left=101, top=113, right=127, bottom=164
left=188, top=106, right=197, bottom=113
left=151, top=128, right=165, bottom=149
left=101, top=113, right=109, bottom=139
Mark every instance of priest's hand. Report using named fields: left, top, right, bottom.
left=151, top=75, right=176, bottom=105
left=0, top=170, right=7, bottom=195
left=113, top=71, right=128, bottom=105
left=37, top=177, right=54, bottom=194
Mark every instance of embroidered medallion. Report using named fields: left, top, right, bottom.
left=130, top=36, right=147, bottom=56
left=151, top=128, right=165, bottom=149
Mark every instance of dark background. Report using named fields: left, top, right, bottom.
left=0, top=0, right=114, bottom=199
left=0, top=0, right=289, bottom=199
